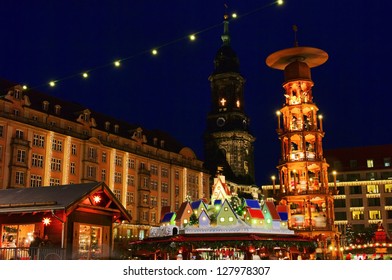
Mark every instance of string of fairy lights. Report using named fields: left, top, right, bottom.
left=14, top=0, right=284, bottom=92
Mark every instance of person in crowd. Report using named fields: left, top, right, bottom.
left=41, top=234, right=53, bottom=247
left=29, top=232, right=42, bottom=260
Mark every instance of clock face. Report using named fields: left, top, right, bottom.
left=216, top=117, right=226, bottom=127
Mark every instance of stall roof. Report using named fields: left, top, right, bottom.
left=0, top=182, right=131, bottom=222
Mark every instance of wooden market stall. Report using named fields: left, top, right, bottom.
left=0, top=182, right=131, bottom=260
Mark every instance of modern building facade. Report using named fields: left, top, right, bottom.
left=203, top=14, right=255, bottom=186
left=265, top=42, right=339, bottom=258
left=0, top=79, right=210, bottom=240
left=324, top=144, right=392, bottom=241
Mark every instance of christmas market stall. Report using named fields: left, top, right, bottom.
left=0, top=182, right=131, bottom=260
left=128, top=174, right=317, bottom=260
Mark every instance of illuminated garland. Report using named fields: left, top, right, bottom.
left=11, top=1, right=284, bottom=93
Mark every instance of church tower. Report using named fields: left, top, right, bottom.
left=203, top=13, right=255, bottom=185
left=266, top=32, right=340, bottom=259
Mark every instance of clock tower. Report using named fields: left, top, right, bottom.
left=203, top=14, right=255, bottom=185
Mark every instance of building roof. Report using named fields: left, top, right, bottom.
left=244, top=199, right=261, bottom=209
left=161, top=212, right=176, bottom=223
left=0, top=79, right=188, bottom=155
left=264, top=201, right=281, bottom=220
left=0, top=182, right=132, bottom=222
left=246, top=208, right=264, bottom=219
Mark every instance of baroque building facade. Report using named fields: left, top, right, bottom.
left=0, top=79, right=210, bottom=240
left=203, top=14, right=255, bottom=186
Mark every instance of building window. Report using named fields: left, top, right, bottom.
left=17, top=149, right=26, bottom=163
left=385, top=184, right=392, bottom=193
left=175, top=171, right=179, bottom=180
left=102, top=152, right=107, bottom=163
left=384, top=157, right=391, bottom=167
left=349, top=185, right=362, bottom=194
left=50, top=158, right=62, bottom=171
left=351, top=210, right=364, bottom=220
left=368, top=198, right=380, bottom=207
left=42, top=101, right=49, bottom=111
left=346, top=173, right=360, bottom=181
left=126, top=192, right=134, bottom=204
left=115, top=155, right=122, bottom=166
left=32, top=154, right=44, bottom=168
left=367, top=159, right=374, bottom=168
left=349, top=160, right=357, bottom=169
left=52, top=139, right=62, bottom=151
left=88, top=147, right=97, bottom=160
left=87, top=166, right=96, bottom=178
left=334, top=212, right=347, bottom=220
left=115, top=172, right=122, bottom=183
left=161, top=182, right=168, bottom=193
left=350, top=198, right=363, bottom=207
left=127, top=175, right=134, bottom=186
left=175, top=185, right=179, bottom=196
left=385, top=197, right=392, bottom=205
left=71, top=144, right=77, bottom=155
left=143, top=177, right=148, bottom=188
left=337, top=186, right=345, bottom=195
left=333, top=161, right=342, bottom=170
left=162, top=199, right=168, bottom=207
left=151, top=213, right=156, bottom=223
left=128, top=159, right=135, bottom=169
left=114, top=189, right=121, bottom=201
left=387, top=211, right=392, bottom=219
left=50, top=178, right=59, bottom=186
left=151, top=164, right=158, bottom=175
left=161, top=168, right=168, bottom=178
left=366, top=185, right=379, bottom=194
left=150, top=180, right=157, bottom=190
left=369, top=210, right=381, bottom=220
left=16, top=129, right=24, bottom=139
left=0, top=126, right=3, bottom=137
left=33, top=134, right=45, bottom=147
left=30, top=174, right=42, bottom=187
left=334, top=199, right=346, bottom=208
left=150, top=196, right=157, bottom=207
left=70, top=162, right=76, bottom=174
left=15, top=171, right=25, bottom=185
left=366, top=172, right=376, bottom=180
left=142, top=194, right=149, bottom=205
left=101, top=169, right=106, bottom=181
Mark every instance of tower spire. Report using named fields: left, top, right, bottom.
left=292, top=24, right=299, bottom=47
left=221, top=4, right=231, bottom=46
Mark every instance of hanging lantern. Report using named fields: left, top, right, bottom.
left=93, top=195, right=101, bottom=204
left=42, top=217, right=51, bottom=226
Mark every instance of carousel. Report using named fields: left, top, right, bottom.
left=129, top=174, right=317, bottom=260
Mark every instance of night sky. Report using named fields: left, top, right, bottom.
left=1, top=1, right=391, bottom=185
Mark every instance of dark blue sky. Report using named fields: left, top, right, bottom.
left=1, top=1, right=391, bottom=185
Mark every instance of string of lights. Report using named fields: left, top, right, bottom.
left=10, top=0, right=284, bottom=93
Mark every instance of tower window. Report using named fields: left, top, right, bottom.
left=220, top=98, right=227, bottom=106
